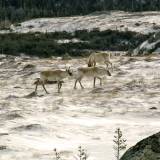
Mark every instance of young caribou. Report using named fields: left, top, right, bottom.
left=88, top=52, right=113, bottom=70
left=35, top=68, right=72, bottom=93
left=74, top=66, right=111, bottom=89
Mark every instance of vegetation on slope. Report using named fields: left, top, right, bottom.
left=0, top=29, right=149, bottom=57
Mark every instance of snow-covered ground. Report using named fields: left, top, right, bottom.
left=2, top=11, right=159, bottom=34
left=0, top=54, right=160, bottom=160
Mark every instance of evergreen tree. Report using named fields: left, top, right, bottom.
left=113, top=128, right=127, bottom=160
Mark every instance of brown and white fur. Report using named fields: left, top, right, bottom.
left=35, top=68, right=72, bottom=93
left=88, top=52, right=113, bottom=70
left=74, top=66, right=111, bottom=89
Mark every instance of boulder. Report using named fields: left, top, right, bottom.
left=133, top=32, right=160, bottom=55
left=120, top=132, right=160, bottom=160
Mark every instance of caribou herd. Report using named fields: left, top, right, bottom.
left=35, top=52, right=112, bottom=94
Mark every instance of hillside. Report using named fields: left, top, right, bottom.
left=1, top=11, right=160, bottom=57
left=5, top=11, right=160, bottom=34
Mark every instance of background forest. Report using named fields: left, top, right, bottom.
left=1, top=0, right=160, bottom=23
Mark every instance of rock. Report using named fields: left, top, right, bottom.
left=6, top=113, right=22, bottom=120
left=0, top=54, right=6, bottom=61
left=13, top=124, right=42, bottom=131
left=120, top=132, right=160, bottom=160
left=135, top=22, right=141, bottom=26
left=5, top=95, right=19, bottom=99
left=133, top=32, right=160, bottom=55
left=149, top=107, right=157, bottom=110
left=117, top=71, right=127, bottom=76
left=0, top=133, right=9, bottom=136
left=23, top=64, right=35, bottom=70
left=14, top=86, right=22, bottom=89
left=0, top=146, right=7, bottom=150
left=23, top=91, right=37, bottom=98
left=91, top=87, right=104, bottom=93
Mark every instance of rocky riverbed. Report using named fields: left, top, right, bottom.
left=0, top=54, right=160, bottom=160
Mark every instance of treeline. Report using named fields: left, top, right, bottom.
left=0, top=29, right=149, bottom=57
left=0, top=0, right=160, bottom=23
